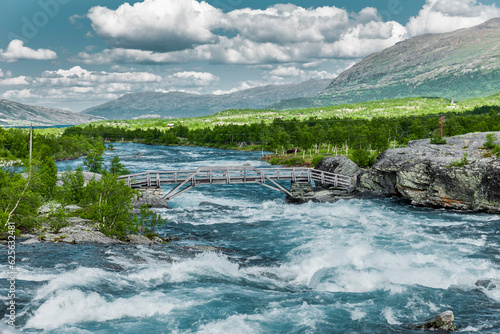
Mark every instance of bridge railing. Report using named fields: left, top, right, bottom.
left=310, top=169, right=353, bottom=188
left=118, top=167, right=353, bottom=189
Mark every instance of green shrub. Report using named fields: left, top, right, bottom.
left=492, top=145, right=500, bottom=157
left=268, top=156, right=305, bottom=166
left=311, top=155, right=326, bottom=167
left=451, top=153, right=469, bottom=167
left=430, top=131, right=447, bottom=145
left=133, top=205, right=167, bottom=237
left=56, top=167, right=86, bottom=205
left=47, top=205, right=70, bottom=233
left=83, top=146, right=105, bottom=173
left=0, top=170, right=41, bottom=236
left=483, top=133, right=498, bottom=150
left=82, top=173, right=139, bottom=239
left=349, top=149, right=377, bottom=168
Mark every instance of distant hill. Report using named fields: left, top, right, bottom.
left=273, top=18, right=500, bottom=109
left=81, top=79, right=331, bottom=120
left=0, top=99, right=103, bottom=126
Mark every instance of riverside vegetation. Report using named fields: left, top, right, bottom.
left=63, top=95, right=500, bottom=168
left=3, top=94, right=500, bottom=239
left=0, top=126, right=103, bottom=164
left=0, top=145, right=167, bottom=242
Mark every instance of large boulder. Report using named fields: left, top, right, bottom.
left=359, top=132, right=500, bottom=213
left=415, top=310, right=457, bottom=331
left=314, top=155, right=363, bottom=178
left=132, top=189, right=170, bottom=209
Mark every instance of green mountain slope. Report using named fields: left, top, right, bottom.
left=273, top=18, right=500, bottom=109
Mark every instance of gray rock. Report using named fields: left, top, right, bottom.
left=64, top=205, right=81, bottom=212
left=315, top=155, right=363, bottom=179
left=475, top=279, right=498, bottom=290
left=286, top=156, right=360, bottom=203
left=286, top=182, right=354, bottom=204
left=38, top=203, right=62, bottom=214
left=132, top=189, right=170, bottom=209
left=358, top=132, right=500, bottom=213
left=56, top=171, right=101, bottom=187
left=21, top=237, right=41, bottom=245
left=126, top=234, right=154, bottom=245
left=416, top=310, right=457, bottom=331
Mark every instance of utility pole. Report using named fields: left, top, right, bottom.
left=440, top=115, right=444, bottom=137
left=29, top=123, right=33, bottom=174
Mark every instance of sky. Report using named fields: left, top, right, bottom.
left=0, top=0, right=499, bottom=112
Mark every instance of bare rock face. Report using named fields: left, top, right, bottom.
left=314, top=155, right=363, bottom=180
left=416, top=310, right=457, bottom=331
left=358, top=132, right=500, bottom=213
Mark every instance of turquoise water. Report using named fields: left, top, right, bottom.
left=1, top=144, right=500, bottom=333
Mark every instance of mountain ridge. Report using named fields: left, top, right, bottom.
left=0, top=99, right=103, bottom=126
left=272, top=18, right=500, bottom=109
left=81, top=79, right=332, bottom=120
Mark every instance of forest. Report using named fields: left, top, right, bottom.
left=2, top=99, right=500, bottom=238
left=0, top=127, right=103, bottom=163
left=63, top=105, right=500, bottom=167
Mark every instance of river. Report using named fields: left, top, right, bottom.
left=2, top=143, right=500, bottom=333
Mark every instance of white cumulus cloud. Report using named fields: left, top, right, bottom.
left=88, top=0, right=222, bottom=52
left=170, top=71, right=219, bottom=86
left=38, top=66, right=161, bottom=86
left=221, top=4, right=350, bottom=44
left=407, top=0, right=500, bottom=36
left=3, top=89, right=40, bottom=100
left=83, top=1, right=408, bottom=65
left=0, top=40, right=57, bottom=62
left=78, top=0, right=500, bottom=67
left=0, top=76, right=31, bottom=86
left=72, top=47, right=208, bottom=65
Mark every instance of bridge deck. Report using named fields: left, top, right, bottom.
left=118, top=166, right=353, bottom=200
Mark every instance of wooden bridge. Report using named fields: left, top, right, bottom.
left=118, top=166, right=354, bottom=200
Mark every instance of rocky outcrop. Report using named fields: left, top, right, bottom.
left=132, top=188, right=170, bottom=209
left=286, top=156, right=361, bottom=203
left=358, top=132, right=500, bottom=213
left=314, top=155, right=363, bottom=181
left=306, top=132, right=500, bottom=212
left=22, top=216, right=167, bottom=245
left=415, top=310, right=457, bottom=331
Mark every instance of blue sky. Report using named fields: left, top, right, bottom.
left=0, top=0, right=499, bottom=112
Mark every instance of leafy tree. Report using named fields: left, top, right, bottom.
left=82, top=173, right=139, bottom=239
left=36, top=155, right=58, bottom=200
left=56, top=167, right=86, bottom=205
left=133, top=204, right=167, bottom=238
left=0, top=170, right=41, bottom=236
left=350, top=149, right=377, bottom=168
left=83, top=146, right=104, bottom=173
left=109, top=155, right=129, bottom=175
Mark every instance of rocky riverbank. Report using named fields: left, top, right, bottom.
left=18, top=171, right=172, bottom=245
left=21, top=200, right=173, bottom=245
left=297, top=132, right=500, bottom=213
